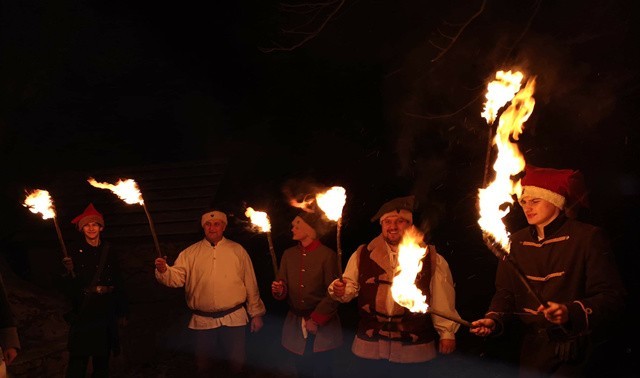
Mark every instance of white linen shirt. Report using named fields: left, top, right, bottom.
left=156, top=237, right=266, bottom=330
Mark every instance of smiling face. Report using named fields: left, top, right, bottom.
left=203, top=219, right=227, bottom=244
left=381, top=215, right=411, bottom=246
left=519, top=196, right=561, bottom=229
left=82, top=221, right=103, bottom=245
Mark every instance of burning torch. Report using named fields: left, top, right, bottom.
left=245, top=207, right=278, bottom=278
left=88, top=177, right=163, bottom=258
left=315, top=186, right=346, bottom=279
left=23, top=189, right=69, bottom=258
left=476, top=71, right=546, bottom=307
left=390, top=226, right=472, bottom=327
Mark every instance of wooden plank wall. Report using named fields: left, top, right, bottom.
left=17, top=158, right=229, bottom=244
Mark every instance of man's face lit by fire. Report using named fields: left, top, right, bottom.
left=381, top=215, right=411, bottom=246
left=203, top=220, right=226, bottom=244
left=519, top=196, right=560, bottom=229
left=82, top=222, right=103, bottom=244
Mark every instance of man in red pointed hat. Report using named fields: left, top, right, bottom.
left=271, top=211, right=342, bottom=378
left=328, top=195, right=461, bottom=377
left=471, top=165, right=626, bottom=376
left=60, top=203, right=129, bottom=378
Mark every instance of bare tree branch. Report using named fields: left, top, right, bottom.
left=260, top=0, right=346, bottom=53
left=430, top=0, right=486, bottom=63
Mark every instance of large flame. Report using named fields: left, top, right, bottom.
left=23, top=189, right=56, bottom=220
left=478, top=73, right=536, bottom=252
left=88, top=177, right=144, bottom=205
left=315, top=186, right=346, bottom=221
left=245, top=207, right=271, bottom=233
left=481, top=70, right=524, bottom=125
left=391, top=226, right=429, bottom=313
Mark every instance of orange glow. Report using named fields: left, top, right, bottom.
left=391, top=226, right=429, bottom=312
left=315, top=186, right=346, bottom=221
left=245, top=207, right=271, bottom=233
left=289, top=196, right=316, bottom=212
left=481, top=70, right=524, bottom=125
left=88, top=177, right=144, bottom=205
left=23, top=189, right=56, bottom=220
left=478, top=73, right=536, bottom=252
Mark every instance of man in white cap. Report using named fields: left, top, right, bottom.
left=328, top=195, right=460, bottom=377
left=471, top=165, right=626, bottom=377
left=271, top=211, right=342, bottom=378
left=155, top=209, right=265, bottom=378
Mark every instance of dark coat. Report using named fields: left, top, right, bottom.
left=486, top=214, right=626, bottom=374
left=275, top=240, right=342, bottom=355
left=61, top=239, right=128, bottom=356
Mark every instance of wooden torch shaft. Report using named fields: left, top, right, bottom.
left=266, top=232, right=278, bottom=278
left=142, top=203, right=163, bottom=258
left=337, top=218, right=343, bottom=280
left=52, top=216, right=68, bottom=258
left=427, top=307, right=472, bottom=328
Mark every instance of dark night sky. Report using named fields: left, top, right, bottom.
left=3, top=1, right=638, bottom=247
left=1, top=0, right=639, bottom=370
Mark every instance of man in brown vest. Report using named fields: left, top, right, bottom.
left=329, top=195, right=460, bottom=377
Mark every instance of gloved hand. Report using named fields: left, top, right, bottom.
left=62, top=257, right=74, bottom=273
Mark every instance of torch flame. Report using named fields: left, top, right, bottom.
left=481, top=70, right=524, bottom=125
left=245, top=207, right=271, bottom=233
left=390, top=226, right=429, bottom=313
left=289, top=195, right=316, bottom=212
left=478, top=73, right=536, bottom=252
left=23, top=189, right=56, bottom=220
left=88, top=177, right=144, bottom=205
left=315, top=186, right=346, bottom=221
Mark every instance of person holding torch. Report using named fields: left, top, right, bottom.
left=60, top=203, right=129, bottom=378
left=154, top=209, right=266, bottom=378
left=328, top=195, right=460, bottom=377
left=470, top=165, right=626, bottom=377
left=271, top=210, right=342, bottom=378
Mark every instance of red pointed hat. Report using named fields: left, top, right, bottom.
left=71, top=203, right=105, bottom=230
left=520, top=165, right=588, bottom=210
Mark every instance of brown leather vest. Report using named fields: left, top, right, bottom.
left=356, top=244, right=437, bottom=344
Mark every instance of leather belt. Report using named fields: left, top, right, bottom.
left=85, top=285, right=115, bottom=295
left=192, top=303, right=244, bottom=318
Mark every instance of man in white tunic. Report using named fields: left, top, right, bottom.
left=155, top=210, right=266, bottom=378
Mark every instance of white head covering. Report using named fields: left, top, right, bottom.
left=201, top=210, right=228, bottom=227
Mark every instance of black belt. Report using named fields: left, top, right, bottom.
left=84, top=285, right=114, bottom=295
left=192, top=303, right=244, bottom=318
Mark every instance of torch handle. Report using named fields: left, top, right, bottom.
left=483, top=235, right=547, bottom=308
left=504, top=254, right=546, bottom=308
left=142, top=203, right=163, bottom=258
left=53, top=216, right=69, bottom=258
left=336, top=218, right=343, bottom=280
left=427, top=307, right=472, bottom=328
left=266, top=232, right=278, bottom=279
